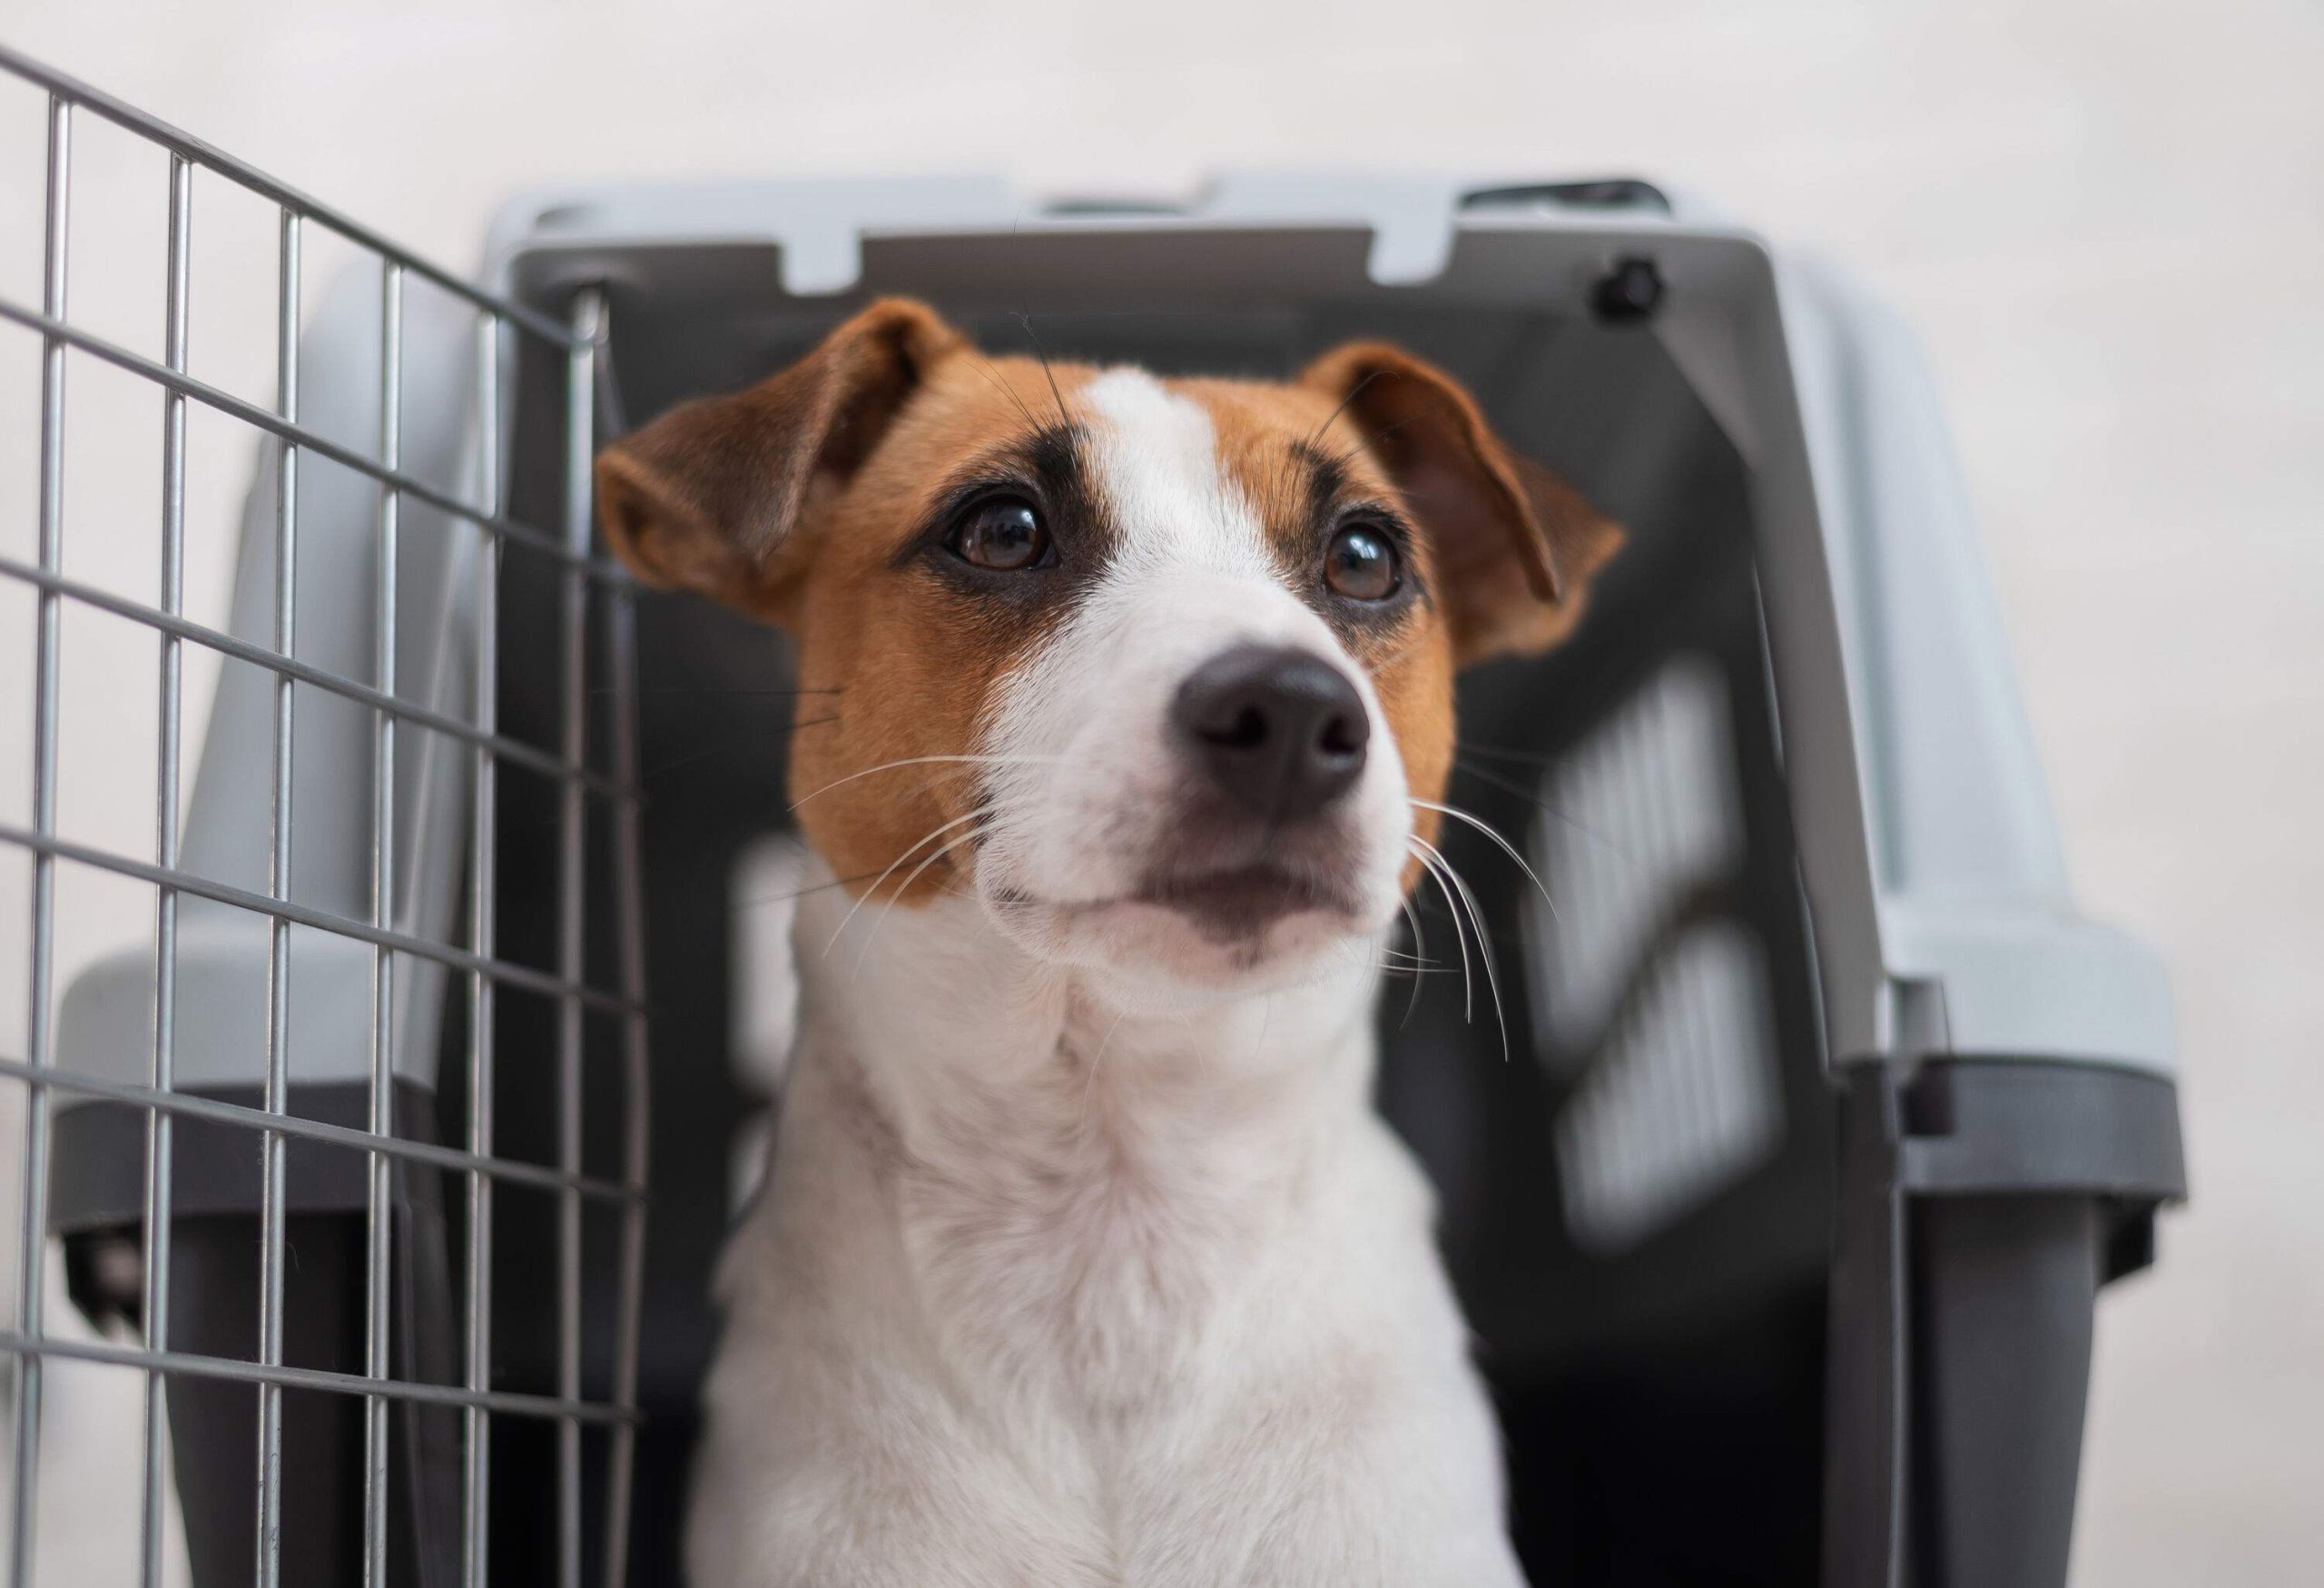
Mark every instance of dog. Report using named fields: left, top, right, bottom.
left=596, top=299, right=1621, bottom=1588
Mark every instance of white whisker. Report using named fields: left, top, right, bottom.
left=822, top=804, right=996, bottom=960
left=1412, top=833, right=1510, bottom=1062
left=1320, top=930, right=1441, bottom=981
left=852, top=820, right=1000, bottom=977
left=1407, top=840, right=1474, bottom=1024
left=788, top=753, right=1060, bottom=813
left=1397, top=894, right=1430, bottom=1029
left=1410, top=796, right=1558, bottom=921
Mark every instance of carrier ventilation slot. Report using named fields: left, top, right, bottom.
left=1525, top=656, right=1783, bottom=1252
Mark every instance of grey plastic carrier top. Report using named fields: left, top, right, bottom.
left=9, top=39, right=2182, bottom=1588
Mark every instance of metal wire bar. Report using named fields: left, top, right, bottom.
left=139, top=146, right=193, bottom=1588
left=556, top=289, right=603, bottom=1588
left=600, top=579, right=652, bottom=1588
left=7, top=92, right=69, bottom=1588
left=0, top=1060, right=637, bottom=1204
left=0, top=824, right=641, bottom=1018
left=0, top=42, right=576, bottom=347
left=0, top=51, right=664, bottom=1588
left=0, top=298, right=624, bottom=582
left=0, top=1336, right=640, bottom=1428
left=0, top=551, right=629, bottom=799
left=253, top=204, right=300, bottom=1588
left=361, top=261, right=404, bottom=1588
left=463, top=310, right=506, bottom=1588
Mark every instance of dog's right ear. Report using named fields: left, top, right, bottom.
left=594, top=297, right=964, bottom=619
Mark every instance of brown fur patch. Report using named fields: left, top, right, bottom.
left=780, top=352, right=1107, bottom=902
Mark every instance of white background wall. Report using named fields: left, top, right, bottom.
left=0, top=1, right=2319, bottom=1582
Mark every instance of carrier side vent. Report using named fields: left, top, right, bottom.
left=1525, top=656, right=1784, bottom=1252
left=1552, top=921, right=1784, bottom=1253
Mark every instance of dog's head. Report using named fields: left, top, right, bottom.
left=598, top=300, right=1620, bottom=1003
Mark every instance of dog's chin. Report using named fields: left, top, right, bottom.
left=981, top=863, right=1392, bottom=1002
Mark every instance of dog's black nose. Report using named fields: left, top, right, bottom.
left=1172, top=645, right=1370, bottom=821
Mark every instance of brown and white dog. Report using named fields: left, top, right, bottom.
left=596, top=300, right=1621, bottom=1588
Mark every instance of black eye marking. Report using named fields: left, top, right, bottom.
left=1292, top=439, right=1351, bottom=515
left=1285, top=440, right=1424, bottom=634
left=1324, top=519, right=1402, bottom=601
left=900, top=422, right=1108, bottom=609
left=946, top=494, right=1052, bottom=571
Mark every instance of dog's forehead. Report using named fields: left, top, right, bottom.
left=1075, top=368, right=1275, bottom=577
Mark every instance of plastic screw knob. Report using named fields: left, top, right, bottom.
left=1591, top=256, right=1666, bottom=325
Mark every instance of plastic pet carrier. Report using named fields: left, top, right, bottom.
left=1, top=45, right=2184, bottom=1588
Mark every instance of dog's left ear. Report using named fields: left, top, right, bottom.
left=1301, top=341, right=1624, bottom=666
left=595, top=297, right=966, bottom=621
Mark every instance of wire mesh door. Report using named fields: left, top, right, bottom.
left=0, top=45, right=649, bottom=1588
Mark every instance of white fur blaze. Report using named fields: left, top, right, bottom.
left=968, top=370, right=1416, bottom=997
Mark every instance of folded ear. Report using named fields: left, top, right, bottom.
left=594, top=297, right=965, bottom=618
left=1301, top=341, right=1624, bottom=666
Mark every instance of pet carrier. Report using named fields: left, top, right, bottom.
left=1, top=44, right=2184, bottom=1588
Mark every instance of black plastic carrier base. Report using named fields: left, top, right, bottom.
left=1827, top=1059, right=2185, bottom=1588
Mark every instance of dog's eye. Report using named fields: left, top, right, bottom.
left=1324, top=522, right=1402, bottom=602
left=948, top=496, right=1051, bottom=573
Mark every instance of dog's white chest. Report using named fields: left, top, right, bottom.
left=684, top=985, right=1523, bottom=1588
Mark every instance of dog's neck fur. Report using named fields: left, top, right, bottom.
left=785, top=855, right=1390, bottom=1410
